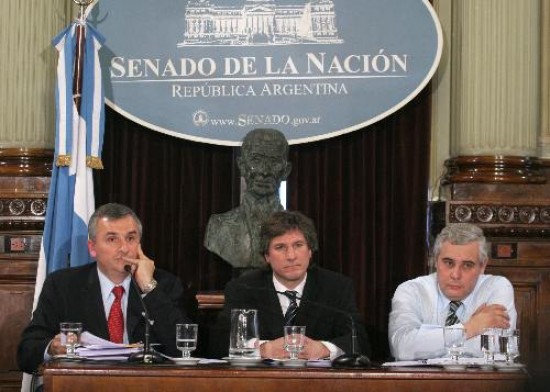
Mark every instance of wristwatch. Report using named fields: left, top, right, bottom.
left=142, top=278, right=158, bottom=294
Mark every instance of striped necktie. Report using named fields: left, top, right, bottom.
left=445, top=301, right=462, bottom=326
left=283, top=290, right=299, bottom=326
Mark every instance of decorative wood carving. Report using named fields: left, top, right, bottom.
left=440, top=155, right=550, bottom=392
left=447, top=202, right=550, bottom=237
left=0, top=148, right=52, bottom=391
left=442, top=156, right=546, bottom=184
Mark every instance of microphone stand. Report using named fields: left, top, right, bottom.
left=125, top=266, right=166, bottom=364
left=331, top=316, right=371, bottom=368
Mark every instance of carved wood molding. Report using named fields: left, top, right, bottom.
left=0, top=148, right=53, bottom=177
left=448, top=201, right=550, bottom=237
left=0, top=148, right=52, bottom=235
left=196, top=291, right=225, bottom=310
left=442, top=156, right=547, bottom=184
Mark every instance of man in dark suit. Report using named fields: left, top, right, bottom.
left=204, top=128, right=291, bottom=272
left=17, top=203, right=192, bottom=374
left=209, top=211, right=370, bottom=360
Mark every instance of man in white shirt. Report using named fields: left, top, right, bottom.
left=389, top=223, right=516, bottom=360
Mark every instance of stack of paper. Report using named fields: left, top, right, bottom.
left=75, top=332, right=142, bottom=361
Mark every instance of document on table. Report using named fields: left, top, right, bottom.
left=76, top=332, right=142, bottom=360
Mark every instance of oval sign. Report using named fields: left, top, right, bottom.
left=90, top=0, right=442, bottom=145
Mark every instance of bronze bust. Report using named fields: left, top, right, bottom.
left=204, top=128, right=292, bottom=270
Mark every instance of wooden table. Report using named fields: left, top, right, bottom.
left=41, top=361, right=531, bottom=392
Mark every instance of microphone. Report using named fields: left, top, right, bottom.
left=124, top=265, right=166, bottom=364
left=275, top=290, right=371, bottom=368
left=224, top=279, right=371, bottom=367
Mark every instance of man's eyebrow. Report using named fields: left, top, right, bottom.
left=104, top=230, right=138, bottom=236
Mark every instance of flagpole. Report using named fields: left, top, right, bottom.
left=73, top=0, right=93, bottom=112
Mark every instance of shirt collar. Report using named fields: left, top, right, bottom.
left=272, top=273, right=307, bottom=299
left=436, top=274, right=486, bottom=311
left=97, top=268, right=131, bottom=303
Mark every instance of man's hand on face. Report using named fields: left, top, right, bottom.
left=122, top=244, right=155, bottom=292
left=464, top=303, right=510, bottom=338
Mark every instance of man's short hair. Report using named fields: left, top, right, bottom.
left=431, top=223, right=488, bottom=267
left=259, top=210, right=319, bottom=255
left=241, top=128, right=289, bottom=158
left=88, top=203, right=142, bottom=240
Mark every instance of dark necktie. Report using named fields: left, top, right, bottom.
left=108, top=286, right=125, bottom=343
left=283, top=290, right=299, bottom=326
left=445, top=301, right=462, bottom=326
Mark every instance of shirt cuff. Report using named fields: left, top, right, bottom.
left=321, top=341, right=343, bottom=360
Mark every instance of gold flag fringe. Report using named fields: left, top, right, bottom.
left=56, top=155, right=71, bottom=167
left=86, top=155, right=104, bottom=169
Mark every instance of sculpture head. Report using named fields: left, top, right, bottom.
left=237, top=128, right=292, bottom=198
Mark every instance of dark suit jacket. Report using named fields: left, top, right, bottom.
left=17, top=262, right=191, bottom=373
left=209, top=266, right=370, bottom=358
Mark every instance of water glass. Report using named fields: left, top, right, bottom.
left=284, top=325, right=306, bottom=360
left=60, top=322, right=83, bottom=357
left=176, top=323, right=198, bottom=358
left=499, top=328, right=520, bottom=363
left=229, top=309, right=260, bottom=358
left=443, top=326, right=465, bottom=362
left=480, top=327, right=498, bottom=363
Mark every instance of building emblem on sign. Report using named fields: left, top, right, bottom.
left=180, top=0, right=342, bottom=46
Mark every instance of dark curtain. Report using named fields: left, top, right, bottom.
left=95, top=86, right=431, bottom=360
left=287, top=87, right=431, bottom=358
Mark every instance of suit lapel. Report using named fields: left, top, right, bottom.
left=262, top=273, right=286, bottom=338
left=126, top=283, right=143, bottom=341
left=296, top=268, right=322, bottom=327
left=82, top=265, right=110, bottom=340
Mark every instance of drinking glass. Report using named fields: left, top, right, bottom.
left=60, top=322, right=83, bottom=357
left=229, top=309, right=260, bottom=358
left=480, top=327, right=498, bottom=363
left=443, top=326, right=465, bottom=362
left=284, top=325, right=306, bottom=360
left=176, top=323, right=198, bottom=358
left=499, top=329, right=520, bottom=363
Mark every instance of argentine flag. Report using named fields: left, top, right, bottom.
left=22, top=18, right=105, bottom=392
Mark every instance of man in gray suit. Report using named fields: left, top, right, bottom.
left=204, top=128, right=292, bottom=271
left=17, top=203, right=192, bottom=374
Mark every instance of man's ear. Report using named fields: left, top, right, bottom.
left=88, top=239, right=97, bottom=258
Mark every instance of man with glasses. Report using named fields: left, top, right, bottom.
left=205, top=128, right=292, bottom=272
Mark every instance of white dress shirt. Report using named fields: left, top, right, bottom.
left=388, top=272, right=516, bottom=360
